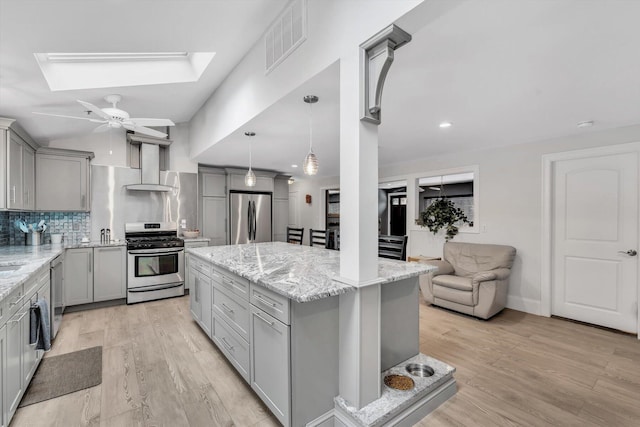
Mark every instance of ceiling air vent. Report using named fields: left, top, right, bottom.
left=265, top=0, right=307, bottom=73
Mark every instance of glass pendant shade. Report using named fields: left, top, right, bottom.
left=303, top=95, right=319, bottom=176
left=244, top=131, right=256, bottom=187
left=303, top=150, right=318, bottom=175
left=245, top=168, right=256, bottom=187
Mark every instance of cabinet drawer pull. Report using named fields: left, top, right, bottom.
left=9, top=294, right=24, bottom=307
left=221, top=303, right=234, bottom=314
left=255, top=294, right=276, bottom=308
left=221, top=337, right=235, bottom=352
left=9, top=310, right=28, bottom=324
left=254, top=311, right=275, bottom=327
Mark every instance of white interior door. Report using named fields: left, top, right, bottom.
left=552, top=152, right=638, bottom=333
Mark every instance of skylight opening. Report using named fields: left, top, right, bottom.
left=34, top=51, right=215, bottom=91
left=45, top=52, right=189, bottom=62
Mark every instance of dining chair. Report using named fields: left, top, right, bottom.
left=309, top=229, right=328, bottom=247
left=286, top=227, right=304, bottom=245
left=378, top=235, right=408, bottom=260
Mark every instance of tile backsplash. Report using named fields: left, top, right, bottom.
left=0, top=211, right=91, bottom=246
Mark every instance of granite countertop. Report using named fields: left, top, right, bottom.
left=0, top=245, right=65, bottom=302
left=182, top=237, right=211, bottom=243
left=64, top=240, right=127, bottom=249
left=187, top=242, right=435, bottom=303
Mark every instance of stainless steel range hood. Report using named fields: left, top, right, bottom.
left=125, top=134, right=175, bottom=192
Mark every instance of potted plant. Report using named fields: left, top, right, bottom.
left=416, top=197, right=472, bottom=241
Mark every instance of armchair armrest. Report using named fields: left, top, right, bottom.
left=427, top=260, right=454, bottom=276
left=472, top=268, right=511, bottom=283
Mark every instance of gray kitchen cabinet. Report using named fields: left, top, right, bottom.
left=273, top=177, right=289, bottom=242
left=1, top=267, right=49, bottom=427
left=93, top=246, right=126, bottom=302
left=35, top=148, right=93, bottom=212
left=184, top=240, right=211, bottom=289
left=273, top=199, right=289, bottom=242
left=201, top=196, right=227, bottom=246
left=189, top=264, right=201, bottom=323
left=64, top=248, right=94, bottom=306
left=7, top=134, right=23, bottom=209
left=199, top=273, right=213, bottom=337
left=201, top=171, right=226, bottom=197
left=199, top=167, right=227, bottom=246
left=0, top=324, right=5, bottom=427
left=22, top=145, right=35, bottom=210
left=191, top=259, right=340, bottom=427
left=21, top=299, right=36, bottom=388
left=250, top=306, right=291, bottom=426
left=227, top=169, right=275, bottom=193
left=0, top=118, right=38, bottom=211
left=5, top=305, right=23, bottom=422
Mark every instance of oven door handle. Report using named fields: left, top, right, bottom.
left=128, top=283, right=184, bottom=293
left=128, top=248, right=184, bottom=255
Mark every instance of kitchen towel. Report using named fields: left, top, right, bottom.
left=30, top=299, right=51, bottom=351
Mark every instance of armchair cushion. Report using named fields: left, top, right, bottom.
left=432, top=275, right=473, bottom=291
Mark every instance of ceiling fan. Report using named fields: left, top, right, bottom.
left=33, top=94, right=175, bottom=138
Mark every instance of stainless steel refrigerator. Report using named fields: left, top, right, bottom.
left=229, top=192, right=272, bottom=244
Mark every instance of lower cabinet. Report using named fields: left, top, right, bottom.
left=189, top=254, right=340, bottom=427
left=188, top=258, right=212, bottom=337
left=93, top=247, right=127, bottom=302
left=0, top=324, right=5, bottom=427
left=250, top=306, right=291, bottom=425
left=65, top=246, right=126, bottom=306
left=5, top=304, right=23, bottom=422
left=3, top=267, right=50, bottom=426
left=65, top=248, right=93, bottom=305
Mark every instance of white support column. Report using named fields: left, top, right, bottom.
left=337, top=25, right=412, bottom=411
left=337, top=47, right=382, bottom=409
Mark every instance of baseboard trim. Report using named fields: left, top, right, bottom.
left=506, top=295, right=541, bottom=315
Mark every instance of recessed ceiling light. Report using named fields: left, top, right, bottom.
left=577, top=120, right=594, bottom=128
left=439, top=122, right=452, bottom=129
left=291, top=164, right=298, bottom=168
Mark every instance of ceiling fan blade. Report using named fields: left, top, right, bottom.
left=33, top=112, right=105, bottom=123
left=122, top=123, right=168, bottom=138
left=77, top=100, right=111, bottom=120
left=128, top=118, right=175, bottom=127
left=93, top=124, right=112, bottom=133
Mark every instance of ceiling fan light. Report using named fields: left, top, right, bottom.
left=245, top=168, right=257, bottom=187
left=303, top=150, right=318, bottom=176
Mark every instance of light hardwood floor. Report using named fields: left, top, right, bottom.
left=11, top=296, right=640, bottom=426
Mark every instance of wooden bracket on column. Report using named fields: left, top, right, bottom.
left=360, top=24, right=412, bottom=125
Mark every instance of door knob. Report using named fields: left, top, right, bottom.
left=618, top=249, right=638, bottom=256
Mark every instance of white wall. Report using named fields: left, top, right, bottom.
left=189, top=0, right=422, bottom=158
left=293, top=124, right=640, bottom=314
left=47, top=122, right=198, bottom=172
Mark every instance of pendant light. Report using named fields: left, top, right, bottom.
left=245, top=131, right=256, bottom=187
left=303, top=95, right=319, bottom=175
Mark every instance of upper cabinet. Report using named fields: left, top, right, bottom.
left=226, top=168, right=276, bottom=193
left=0, top=118, right=39, bottom=211
left=35, top=148, right=94, bottom=212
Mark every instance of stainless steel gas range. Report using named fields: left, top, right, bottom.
left=125, top=222, right=185, bottom=304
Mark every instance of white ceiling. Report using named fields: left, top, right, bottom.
left=0, top=0, right=287, bottom=143
left=3, top=1, right=640, bottom=178
left=200, top=0, right=640, bottom=178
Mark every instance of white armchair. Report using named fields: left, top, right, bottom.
left=419, top=242, right=516, bottom=319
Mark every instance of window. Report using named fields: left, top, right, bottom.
left=417, top=167, right=479, bottom=233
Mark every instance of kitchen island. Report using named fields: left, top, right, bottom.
left=188, top=242, right=454, bottom=426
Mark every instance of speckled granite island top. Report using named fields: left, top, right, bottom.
left=187, top=242, right=436, bottom=303
left=0, top=244, right=65, bottom=302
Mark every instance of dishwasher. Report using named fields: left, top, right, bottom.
left=50, top=253, right=65, bottom=339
